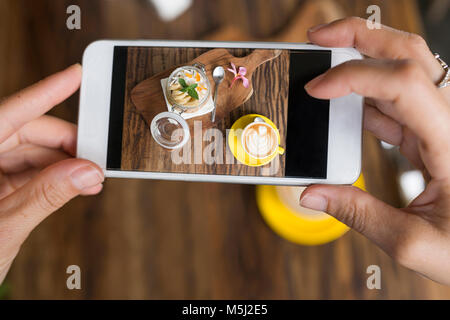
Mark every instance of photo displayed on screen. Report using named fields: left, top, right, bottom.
left=107, top=47, right=331, bottom=178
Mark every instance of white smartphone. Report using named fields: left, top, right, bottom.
left=77, top=40, right=363, bottom=185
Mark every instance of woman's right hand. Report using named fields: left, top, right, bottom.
left=300, top=17, right=450, bottom=285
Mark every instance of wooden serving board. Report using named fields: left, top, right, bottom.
left=131, top=48, right=281, bottom=129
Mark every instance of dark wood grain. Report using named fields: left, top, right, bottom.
left=1, top=0, right=450, bottom=299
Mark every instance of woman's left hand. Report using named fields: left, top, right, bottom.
left=0, top=64, right=104, bottom=284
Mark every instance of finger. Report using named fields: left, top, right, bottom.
left=364, top=103, right=425, bottom=170
left=0, top=168, right=102, bottom=201
left=307, top=17, right=443, bottom=83
left=81, top=184, right=103, bottom=196
left=300, top=185, right=409, bottom=256
left=0, top=144, right=70, bottom=173
left=0, top=168, right=40, bottom=199
left=305, top=58, right=450, bottom=177
left=364, top=103, right=402, bottom=146
left=399, top=127, right=426, bottom=171
left=19, top=116, right=77, bottom=155
left=0, top=116, right=77, bottom=156
left=0, top=159, right=104, bottom=247
left=0, top=64, right=81, bottom=145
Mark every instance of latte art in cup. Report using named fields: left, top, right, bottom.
left=242, top=123, right=278, bottom=159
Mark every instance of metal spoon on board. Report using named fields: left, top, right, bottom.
left=211, top=66, right=225, bottom=122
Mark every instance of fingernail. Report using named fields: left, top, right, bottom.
left=300, top=194, right=328, bottom=212
left=70, top=166, right=104, bottom=190
left=308, top=23, right=328, bottom=33
left=67, top=63, right=82, bottom=73
left=68, top=63, right=81, bottom=69
left=305, top=73, right=325, bottom=90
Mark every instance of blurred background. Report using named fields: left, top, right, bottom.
left=0, top=0, right=449, bottom=299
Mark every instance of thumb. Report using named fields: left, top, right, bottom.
left=0, top=158, right=104, bottom=245
left=299, top=185, right=408, bottom=250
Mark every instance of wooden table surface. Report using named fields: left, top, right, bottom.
left=1, top=0, right=449, bottom=299
left=122, top=47, right=289, bottom=176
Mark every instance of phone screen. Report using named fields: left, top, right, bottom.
left=107, top=47, right=331, bottom=178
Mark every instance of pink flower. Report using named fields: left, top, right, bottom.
left=227, top=62, right=249, bottom=88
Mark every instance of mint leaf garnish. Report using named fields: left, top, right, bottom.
left=178, top=78, right=188, bottom=88
left=177, top=78, right=199, bottom=100
left=188, top=88, right=199, bottom=100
